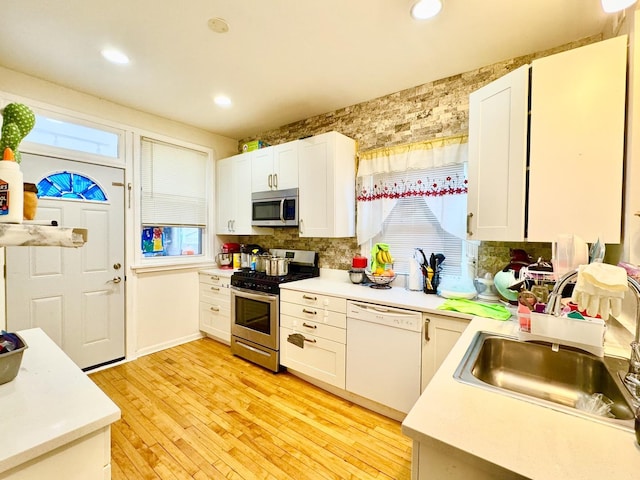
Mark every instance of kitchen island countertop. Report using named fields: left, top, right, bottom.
left=0, top=328, right=121, bottom=474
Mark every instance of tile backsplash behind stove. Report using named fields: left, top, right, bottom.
left=238, top=229, right=358, bottom=271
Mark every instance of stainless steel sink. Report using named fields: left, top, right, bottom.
left=454, top=331, right=636, bottom=431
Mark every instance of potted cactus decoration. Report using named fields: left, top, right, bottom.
left=0, top=103, right=36, bottom=162
left=0, top=103, right=36, bottom=223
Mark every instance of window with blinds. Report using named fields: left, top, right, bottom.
left=140, top=138, right=210, bottom=258
left=368, top=164, right=465, bottom=278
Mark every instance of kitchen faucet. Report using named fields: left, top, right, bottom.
left=545, top=269, right=640, bottom=404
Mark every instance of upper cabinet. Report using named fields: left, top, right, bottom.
left=467, top=65, right=529, bottom=241
left=467, top=36, right=627, bottom=243
left=251, top=140, right=299, bottom=193
left=298, top=132, right=356, bottom=238
left=216, top=153, right=270, bottom=235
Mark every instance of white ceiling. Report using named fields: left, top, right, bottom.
left=0, top=1, right=611, bottom=140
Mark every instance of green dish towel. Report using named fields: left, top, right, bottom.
left=437, top=298, right=512, bottom=320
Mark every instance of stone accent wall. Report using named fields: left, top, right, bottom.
left=236, top=35, right=599, bottom=273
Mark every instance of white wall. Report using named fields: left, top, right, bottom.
left=133, top=269, right=201, bottom=356
left=0, top=66, right=238, bottom=357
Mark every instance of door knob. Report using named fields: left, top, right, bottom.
left=110, top=276, right=122, bottom=284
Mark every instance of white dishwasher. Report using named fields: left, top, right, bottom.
left=346, top=300, right=422, bottom=413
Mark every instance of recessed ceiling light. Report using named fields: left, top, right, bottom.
left=411, top=0, right=443, bottom=20
left=214, top=95, right=232, bottom=107
left=208, top=17, right=229, bottom=34
left=601, top=0, right=637, bottom=12
left=101, top=48, right=130, bottom=65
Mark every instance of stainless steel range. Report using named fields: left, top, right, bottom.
left=230, top=249, right=319, bottom=372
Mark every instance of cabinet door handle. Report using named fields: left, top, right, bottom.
left=299, top=218, right=304, bottom=235
left=209, top=306, right=220, bottom=312
left=424, top=318, right=430, bottom=342
left=302, top=294, right=317, bottom=301
left=227, top=220, right=231, bottom=231
left=210, top=286, right=220, bottom=292
left=466, top=212, right=474, bottom=236
left=268, top=174, right=273, bottom=189
left=231, top=219, right=235, bottom=232
left=273, top=173, right=278, bottom=189
left=302, top=322, right=317, bottom=329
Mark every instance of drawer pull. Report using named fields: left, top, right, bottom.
left=302, top=308, right=317, bottom=315
left=210, top=286, right=220, bottom=292
left=302, top=322, right=317, bottom=329
left=210, top=275, right=219, bottom=281
left=210, top=306, right=220, bottom=312
left=303, top=337, right=317, bottom=344
left=302, top=294, right=317, bottom=301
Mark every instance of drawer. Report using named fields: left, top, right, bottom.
left=199, top=272, right=231, bottom=288
left=280, top=326, right=346, bottom=389
left=280, top=302, right=346, bottom=329
left=280, top=289, right=346, bottom=313
left=199, top=283, right=230, bottom=305
left=199, top=302, right=231, bottom=343
left=280, top=314, right=346, bottom=343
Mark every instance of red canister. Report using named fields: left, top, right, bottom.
left=352, top=255, right=368, bottom=270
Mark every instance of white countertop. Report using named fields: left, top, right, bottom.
left=402, top=316, right=640, bottom=479
left=199, top=267, right=234, bottom=277
left=280, top=275, right=474, bottom=319
left=0, top=328, right=121, bottom=473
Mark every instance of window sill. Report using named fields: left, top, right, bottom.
left=131, top=260, right=216, bottom=274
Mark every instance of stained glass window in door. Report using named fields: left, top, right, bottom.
left=37, top=171, right=107, bottom=201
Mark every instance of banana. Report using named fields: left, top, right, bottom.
left=376, top=251, right=386, bottom=265
left=383, top=251, right=392, bottom=264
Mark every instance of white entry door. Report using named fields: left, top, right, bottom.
left=6, top=153, right=125, bottom=370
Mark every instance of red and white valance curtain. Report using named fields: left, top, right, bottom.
left=356, top=135, right=468, bottom=245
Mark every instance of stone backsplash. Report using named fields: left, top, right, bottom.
left=234, top=35, right=599, bottom=273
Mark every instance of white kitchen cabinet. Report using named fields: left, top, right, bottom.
left=216, top=153, right=272, bottom=235
left=467, top=65, right=529, bottom=241
left=298, top=132, right=356, bottom=238
left=421, top=312, right=469, bottom=391
left=279, top=289, right=347, bottom=388
left=467, top=36, right=627, bottom=243
left=527, top=35, right=627, bottom=243
left=198, top=271, right=231, bottom=343
left=251, top=141, right=299, bottom=193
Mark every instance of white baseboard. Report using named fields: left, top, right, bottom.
left=136, top=332, right=205, bottom=358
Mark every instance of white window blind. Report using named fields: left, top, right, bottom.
left=141, top=138, right=208, bottom=226
left=368, top=164, right=465, bottom=278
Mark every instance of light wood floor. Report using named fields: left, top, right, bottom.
left=90, top=337, right=412, bottom=479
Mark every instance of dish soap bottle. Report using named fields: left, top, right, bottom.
left=0, top=148, right=23, bottom=223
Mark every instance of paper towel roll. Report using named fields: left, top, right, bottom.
left=408, top=259, right=423, bottom=291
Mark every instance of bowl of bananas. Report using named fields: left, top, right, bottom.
left=367, top=243, right=396, bottom=288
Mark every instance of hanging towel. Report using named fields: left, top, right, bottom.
left=437, top=299, right=512, bottom=321
left=570, top=263, right=628, bottom=319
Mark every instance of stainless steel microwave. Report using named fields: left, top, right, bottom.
left=251, top=188, right=299, bottom=226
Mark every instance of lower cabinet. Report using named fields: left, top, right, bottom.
left=198, top=271, right=231, bottom=344
left=279, top=289, right=347, bottom=388
left=421, top=313, right=469, bottom=391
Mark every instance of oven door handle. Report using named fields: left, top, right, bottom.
left=231, top=286, right=278, bottom=302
